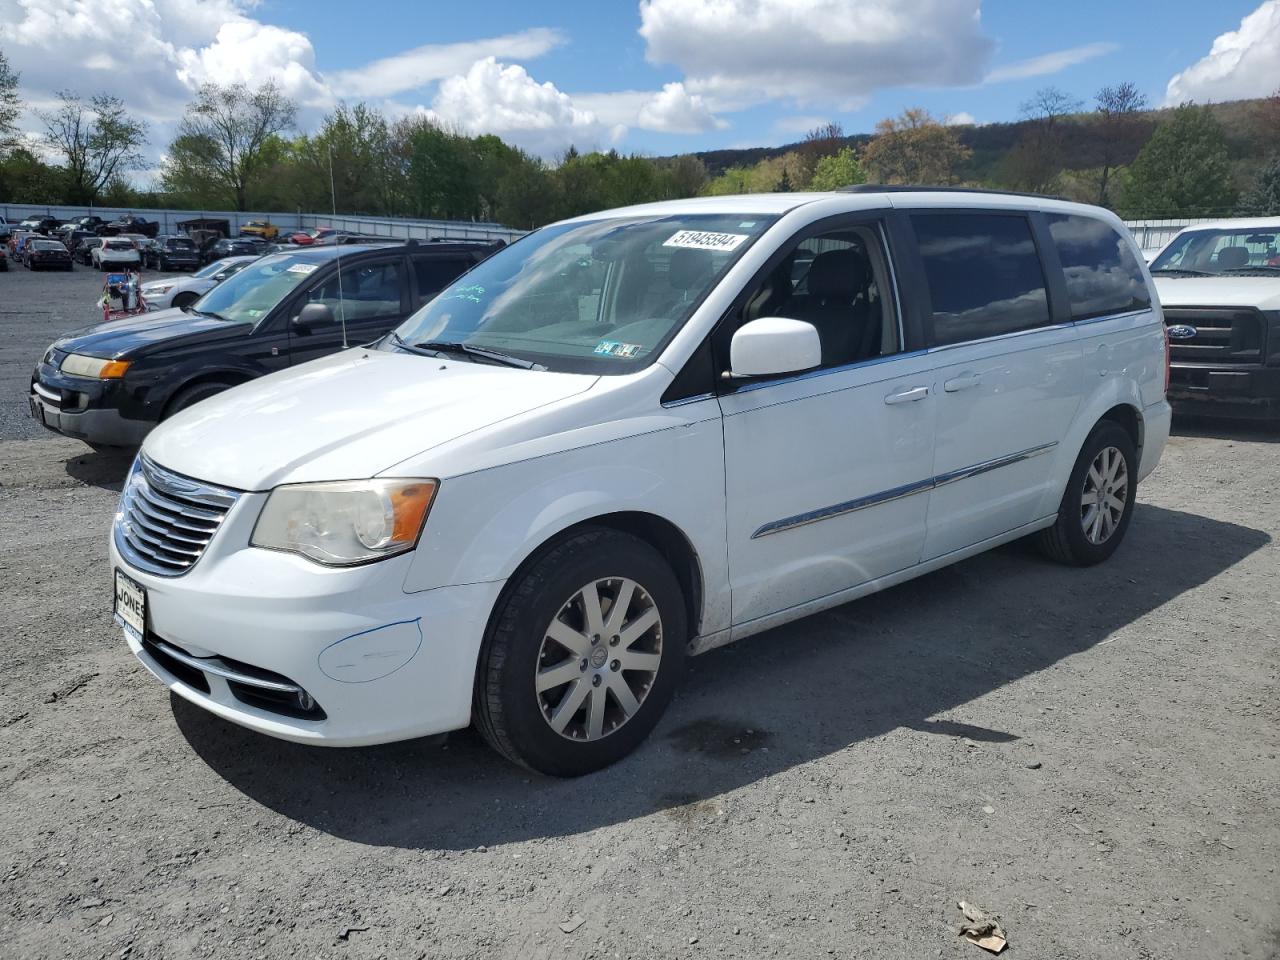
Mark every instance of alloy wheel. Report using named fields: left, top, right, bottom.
left=1080, top=445, right=1129, bottom=545
left=534, top=577, right=663, bottom=741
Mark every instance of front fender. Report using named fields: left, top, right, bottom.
left=401, top=417, right=731, bottom=636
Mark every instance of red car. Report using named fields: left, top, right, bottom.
left=288, top=227, right=337, bottom=246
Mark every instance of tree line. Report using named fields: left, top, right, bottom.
left=0, top=46, right=1277, bottom=225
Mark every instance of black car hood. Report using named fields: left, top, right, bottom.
left=53, top=308, right=251, bottom=358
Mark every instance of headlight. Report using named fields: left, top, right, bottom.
left=251, top=479, right=438, bottom=566
left=61, top=353, right=131, bottom=379
left=146, top=284, right=174, bottom=294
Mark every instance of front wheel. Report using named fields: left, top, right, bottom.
left=1036, top=420, right=1137, bottom=566
left=172, top=292, right=198, bottom=310
left=474, top=527, right=687, bottom=776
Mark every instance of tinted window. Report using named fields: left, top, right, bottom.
left=911, top=213, right=1050, bottom=346
left=309, top=259, right=404, bottom=322
left=414, top=257, right=471, bottom=305
left=1047, top=214, right=1150, bottom=319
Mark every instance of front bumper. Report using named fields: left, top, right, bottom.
left=29, top=388, right=151, bottom=445
left=109, top=493, right=504, bottom=746
left=1168, top=364, right=1280, bottom=420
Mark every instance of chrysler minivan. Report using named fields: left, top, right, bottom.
left=111, top=189, right=1170, bottom=775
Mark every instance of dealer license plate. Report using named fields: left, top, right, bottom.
left=114, top=569, right=146, bottom=639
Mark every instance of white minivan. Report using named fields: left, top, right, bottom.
left=111, top=189, right=1170, bottom=775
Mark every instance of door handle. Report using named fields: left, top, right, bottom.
left=884, top=385, right=929, bottom=405
left=943, top=372, right=982, bottom=392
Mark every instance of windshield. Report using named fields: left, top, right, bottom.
left=195, top=258, right=237, bottom=278
left=193, top=253, right=324, bottom=323
left=388, top=213, right=775, bottom=373
left=1151, top=227, right=1280, bottom=274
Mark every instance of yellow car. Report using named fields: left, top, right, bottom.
left=238, top=219, right=279, bottom=241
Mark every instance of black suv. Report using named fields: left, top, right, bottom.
left=30, top=241, right=498, bottom=447
left=145, top=235, right=201, bottom=271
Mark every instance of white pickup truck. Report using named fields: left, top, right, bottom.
left=1149, top=217, right=1280, bottom=421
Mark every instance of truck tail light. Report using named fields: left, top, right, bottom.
left=1162, top=322, right=1170, bottom=395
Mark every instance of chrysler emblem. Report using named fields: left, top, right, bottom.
left=1167, top=324, right=1197, bottom=340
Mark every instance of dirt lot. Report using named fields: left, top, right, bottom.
left=1, top=265, right=1278, bottom=959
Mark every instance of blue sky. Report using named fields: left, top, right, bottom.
left=2, top=0, right=1277, bottom=166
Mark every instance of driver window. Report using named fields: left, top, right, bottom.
left=308, top=260, right=404, bottom=322
left=737, top=225, right=899, bottom=369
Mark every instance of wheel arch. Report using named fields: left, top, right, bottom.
left=159, top=369, right=254, bottom=418
left=486, top=510, right=706, bottom=644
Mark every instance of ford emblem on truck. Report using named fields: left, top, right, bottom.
left=1167, top=324, right=1198, bottom=340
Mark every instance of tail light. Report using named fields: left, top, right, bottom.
left=1162, top=322, right=1170, bottom=395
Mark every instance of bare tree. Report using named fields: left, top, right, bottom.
left=796, top=122, right=845, bottom=181
left=0, top=49, right=22, bottom=155
left=1095, top=81, right=1149, bottom=206
left=170, top=81, right=296, bottom=210
left=40, top=92, right=147, bottom=203
left=1020, top=86, right=1083, bottom=129
left=1006, top=86, right=1084, bottom=193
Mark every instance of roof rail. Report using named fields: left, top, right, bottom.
left=837, top=184, right=1071, bottom=202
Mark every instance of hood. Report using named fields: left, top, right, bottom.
left=53, top=308, right=250, bottom=359
left=1154, top=276, right=1280, bottom=311
left=143, top=349, right=599, bottom=490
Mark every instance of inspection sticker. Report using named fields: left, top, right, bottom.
left=286, top=263, right=319, bottom=274
left=594, top=340, right=642, bottom=358
left=663, top=230, right=748, bottom=252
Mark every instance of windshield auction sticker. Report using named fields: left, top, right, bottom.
left=286, top=263, right=318, bottom=274
left=663, top=230, right=749, bottom=252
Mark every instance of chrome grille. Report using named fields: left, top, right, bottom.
left=1164, top=308, right=1264, bottom=365
left=114, top=456, right=240, bottom=576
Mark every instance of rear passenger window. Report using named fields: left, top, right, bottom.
left=1047, top=214, right=1151, bottom=320
left=911, top=213, right=1050, bottom=346
left=414, top=257, right=471, bottom=305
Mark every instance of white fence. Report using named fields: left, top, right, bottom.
left=0, top=203, right=525, bottom=243
left=1122, top=217, right=1220, bottom=254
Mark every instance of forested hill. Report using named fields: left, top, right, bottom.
left=686, top=96, right=1278, bottom=184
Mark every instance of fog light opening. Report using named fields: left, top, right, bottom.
left=297, top=689, right=316, bottom=712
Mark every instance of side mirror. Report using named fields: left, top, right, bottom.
left=292, top=301, right=336, bottom=334
left=729, top=317, right=822, bottom=378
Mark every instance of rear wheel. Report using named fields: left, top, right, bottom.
left=1036, top=420, right=1137, bottom=566
left=474, top=527, right=687, bottom=776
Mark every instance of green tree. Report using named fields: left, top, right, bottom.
left=39, top=92, right=147, bottom=203
left=164, top=81, right=296, bottom=210
left=862, top=108, right=971, bottom=185
left=809, top=147, right=866, bottom=190
left=0, top=49, right=22, bottom=155
left=1121, top=103, right=1236, bottom=218
left=1238, top=154, right=1280, bottom=216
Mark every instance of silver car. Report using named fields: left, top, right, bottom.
left=140, top=256, right=259, bottom=310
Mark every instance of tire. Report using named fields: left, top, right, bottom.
left=474, top=527, right=688, bottom=776
left=163, top=380, right=233, bottom=418
left=1036, top=420, right=1138, bottom=566
left=172, top=292, right=198, bottom=310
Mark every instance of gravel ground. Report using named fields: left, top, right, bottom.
left=1, top=266, right=1278, bottom=959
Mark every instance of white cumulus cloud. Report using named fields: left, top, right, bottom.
left=175, top=20, right=330, bottom=106
left=1165, top=1, right=1280, bottom=103
left=637, top=82, right=726, bottom=133
left=427, top=57, right=614, bottom=157
left=638, top=0, right=995, bottom=108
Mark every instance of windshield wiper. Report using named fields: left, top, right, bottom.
left=1221, top=265, right=1280, bottom=274
left=192, top=308, right=230, bottom=321
left=1150, top=268, right=1213, bottom=277
left=411, top=339, right=545, bottom=370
